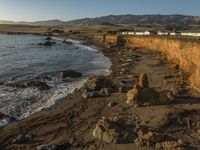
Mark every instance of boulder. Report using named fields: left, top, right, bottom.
left=127, top=84, right=159, bottom=107
left=45, top=37, right=52, bottom=40
left=38, top=41, right=56, bottom=46
left=159, top=90, right=174, bottom=104
left=84, top=76, right=112, bottom=91
left=127, top=73, right=174, bottom=107
left=26, top=80, right=50, bottom=90
left=61, top=70, right=82, bottom=79
left=43, top=41, right=52, bottom=46
left=93, top=117, right=123, bottom=144
left=107, top=101, right=118, bottom=107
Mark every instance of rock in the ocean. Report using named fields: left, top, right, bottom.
left=61, top=70, right=82, bottom=79
left=83, top=76, right=112, bottom=91
left=38, top=41, right=56, bottom=46
left=26, top=80, right=50, bottom=90
left=45, top=37, right=52, bottom=40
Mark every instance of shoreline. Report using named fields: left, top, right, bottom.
left=1, top=32, right=200, bottom=149
left=0, top=33, right=112, bottom=128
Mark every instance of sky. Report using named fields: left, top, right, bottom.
left=0, top=0, right=200, bottom=22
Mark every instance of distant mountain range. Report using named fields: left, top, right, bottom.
left=1, top=14, right=200, bottom=27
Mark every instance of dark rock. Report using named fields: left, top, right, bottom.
left=83, top=76, right=112, bottom=91
left=38, top=41, right=55, bottom=46
left=107, top=101, right=118, bottom=107
left=26, top=80, right=50, bottom=90
left=45, top=37, right=52, bottom=40
left=98, top=88, right=112, bottom=96
left=61, top=70, right=82, bottom=79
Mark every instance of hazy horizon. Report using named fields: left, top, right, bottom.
left=0, top=0, right=200, bottom=22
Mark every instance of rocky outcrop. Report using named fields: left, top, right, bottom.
left=93, top=116, right=187, bottom=149
left=60, top=70, right=82, bottom=79
left=82, top=76, right=113, bottom=99
left=127, top=73, right=174, bottom=106
left=82, top=76, right=113, bottom=98
left=83, top=76, right=112, bottom=91
left=93, top=117, right=134, bottom=144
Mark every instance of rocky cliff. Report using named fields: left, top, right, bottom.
left=98, top=34, right=200, bottom=94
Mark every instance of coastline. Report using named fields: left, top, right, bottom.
left=1, top=32, right=200, bottom=150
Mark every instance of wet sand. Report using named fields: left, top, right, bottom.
left=0, top=34, right=200, bottom=150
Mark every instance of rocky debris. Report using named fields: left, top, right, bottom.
left=107, top=101, right=118, bottom=107
left=93, top=116, right=188, bottom=149
left=83, top=76, right=112, bottom=91
left=82, top=88, right=112, bottom=99
left=127, top=73, right=174, bottom=106
left=12, top=134, right=32, bottom=144
left=155, top=140, right=184, bottom=149
left=63, top=40, right=74, bottom=45
left=82, top=76, right=113, bottom=99
left=45, top=37, right=52, bottom=40
left=133, top=125, right=186, bottom=149
left=93, top=117, right=135, bottom=144
left=60, top=70, right=82, bottom=79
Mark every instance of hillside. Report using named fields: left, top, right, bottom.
left=1, top=14, right=200, bottom=27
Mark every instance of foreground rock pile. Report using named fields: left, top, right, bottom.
left=82, top=76, right=113, bottom=98
left=93, top=116, right=188, bottom=149
left=127, top=73, right=174, bottom=107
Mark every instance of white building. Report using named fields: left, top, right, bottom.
left=144, top=31, right=155, bottom=35
left=135, top=32, right=144, bottom=35
left=170, top=32, right=181, bottom=36
left=128, top=32, right=135, bottom=35
left=157, top=31, right=169, bottom=36
left=181, top=32, right=200, bottom=37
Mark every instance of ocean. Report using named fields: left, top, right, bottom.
left=0, top=34, right=111, bottom=126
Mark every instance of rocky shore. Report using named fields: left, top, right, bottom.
left=0, top=33, right=200, bottom=150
